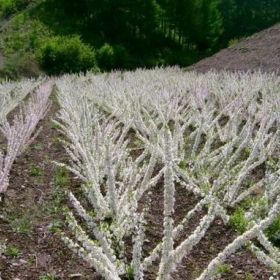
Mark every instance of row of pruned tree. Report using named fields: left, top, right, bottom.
left=0, top=79, right=52, bottom=196
left=55, top=68, right=280, bottom=279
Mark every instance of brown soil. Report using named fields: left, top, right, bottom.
left=141, top=184, right=276, bottom=280
left=188, top=23, right=280, bottom=73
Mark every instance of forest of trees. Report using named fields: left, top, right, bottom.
left=50, top=0, right=280, bottom=48
left=1, top=0, right=280, bottom=74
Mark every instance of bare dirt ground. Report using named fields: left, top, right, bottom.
left=188, top=23, right=280, bottom=73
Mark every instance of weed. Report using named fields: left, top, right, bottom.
left=50, top=122, right=61, bottom=130
left=54, top=166, right=70, bottom=188
left=266, top=214, right=280, bottom=247
left=39, top=273, right=57, bottom=280
left=44, top=181, right=67, bottom=216
left=126, top=265, right=134, bottom=280
left=48, top=220, right=63, bottom=234
left=215, top=263, right=231, bottom=275
left=178, top=160, right=187, bottom=169
left=9, top=215, right=33, bottom=235
left=30, top=165, right=43, bottom=177
left=244, top=272, right=254, bottom=280
left=229, top=208, right=249, bottom=234
left=5, top=246, right=21, bottom=258
left=228, top=38, right=239, bottom=47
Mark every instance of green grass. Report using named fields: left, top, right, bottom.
left=5, top=245, right=21, bottom=258
left=244, top=272, right=254, bottom=280
left=54, top=166, right=70, bottom=188
left=9, top=213, right=34, bottom=235
left=215, top=263, right=231, bottom=275
left=229, top=208, right=249, bottom=234
left=47, top=220, right=63, bottom=234
left=39, top=274, right=58, bottom=280
left=29, top=164, right=43, bottom=177
left=50, top=122, right=60, bottom=130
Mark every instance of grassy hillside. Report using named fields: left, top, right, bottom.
left=0, top=0, right=46, bottom=78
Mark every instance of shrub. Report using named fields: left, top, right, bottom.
left=0, top=0, right=31, bottom=17
left=37, top=35, right=97, bottom=75
left=96, top=43, right=131, bottom=70
left=96, top=43, right=115, bottom=71
left=0, top=0, right=14, bottom=17
left=2, top=15, right=51, bottom=56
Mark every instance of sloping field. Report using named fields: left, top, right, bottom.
left=188, top=24, right=280, bottom=73
left=0, top=68, right=280, bottom=280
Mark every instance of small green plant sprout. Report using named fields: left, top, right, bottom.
left=9, top=215, right=33, bottom=235
left=239, top=197, right=255, bottom=211
left=54, top=166, right=70, bottom=187
left=251, top=198, right=268, bottom=219
left=5, top=246, right=21, bottom=258
left=50, top=121, right=61, bottom=130
left=126, top=265, right=134, bottom=280
left=132, top=137, right=143, bottom=147
left=228, top=38, right=239, bottom=47
left=266, top=157, right=279, bottom=172
left=241, top=147, right=251, bottom=159
left=229, top=208, right=249, bottom=234
left=266, top=215, right=280, bottom=247
left=45, top=190, right=65, bottom=215
left=228, top=37, right=246, bottom=48
left=30, top=165, right=43, bottom=177
left=47, top=220, right=63, bottom=234
left=178, top=160, right=187, bottom=169
left=244, top=272, right=254, bottom=280
left=215, top=263, right=231, bottom=275
left=39, top=273, right=57, bottom=280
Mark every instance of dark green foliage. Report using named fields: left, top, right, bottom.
left=126, top=265, right=134, bottom=280
left=96, top=44, right=115, bottom=71
left=54, top=166, right=70, bottom=188
left=266, top=215, right=280, bottom=247
left=96, top=44, right=132, bottom=70
left=219, top=0, right=280, bottom=46
left=36, top=35, right=97, bottom=75
left=0, top=0, right=31, bottom=17
left=229, top=208, right=249, bottom=234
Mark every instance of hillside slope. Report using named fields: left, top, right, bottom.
left=188, top=23, right=280, bottom=73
